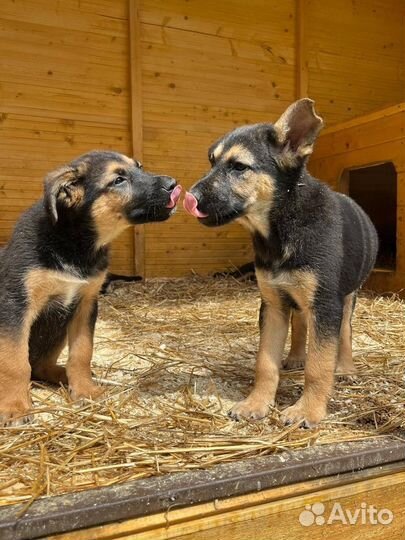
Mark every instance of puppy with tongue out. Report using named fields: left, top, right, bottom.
left=184, top=98, right=378, bottom=428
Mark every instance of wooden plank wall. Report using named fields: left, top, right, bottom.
left=139, top=0, right=405, bottom=277
left=0, top=0, right=404, bottom=276
left=309, top=104, right=405, bottom=294
left=304, top=0, right=405, bottom=126
left=139, top=0, right=296, bottom=277
left=0, top=0, right=133, bottom=274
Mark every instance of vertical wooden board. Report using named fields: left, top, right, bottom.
left=129, top=0, right=145, bottom=277
left=0, top=1, right=133, bottom=274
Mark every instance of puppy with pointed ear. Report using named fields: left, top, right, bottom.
left=185, top=98, right=378, bottom=428
left=183, top=98, right=325, bottom=229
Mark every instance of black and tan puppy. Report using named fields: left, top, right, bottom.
left=184, top=99, right=378, bottom=427
left=0, top=151, right=181, bottom=425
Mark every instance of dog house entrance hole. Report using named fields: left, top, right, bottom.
left=341, top=162, right=397, bottom=271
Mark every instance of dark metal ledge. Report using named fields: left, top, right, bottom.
left=0, top=437, right=404, bottom=540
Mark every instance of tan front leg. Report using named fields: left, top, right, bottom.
left=66, top=274, right=105, bottom=401
left=0, top=335, right=32, bottom=425
left=281, top=313, right=338, bottom=427
left=229, top=300, right=290, bottom=421
left=336, top=292, right=357, bottom=375
left=283, top=309, right=307, bottom=370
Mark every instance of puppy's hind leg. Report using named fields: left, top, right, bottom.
left=283, top=309, right=307, bottom=370
left=336, top=292, right=357, bottom=376
left=31, top=336, right=68, bottom=385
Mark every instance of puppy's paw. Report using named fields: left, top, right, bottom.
left=282, top=353, right=306, bottom=370
left=335, top=353, right=357, bottom=377
left=335, top=364, right=357, bottom=382
left=280, top=399, right=325, bottom=428
left=69, top=382, right=104, bottom=402
left=336, top=372, right=358, bottom=384
left=228, top=396, right=271, bottom=422
left=0, top=402, right=33, bottom=427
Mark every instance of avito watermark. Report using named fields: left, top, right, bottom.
left=299, top=502, right=394, bottom=527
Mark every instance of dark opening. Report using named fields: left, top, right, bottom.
left=342, top=162, right=397, bottom=271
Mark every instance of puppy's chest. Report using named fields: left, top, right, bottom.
left=256, top=268, right=318, bottom=310
left=52, top=280, right=85, bottom=308
left=25, top=268, right=105, bottom=321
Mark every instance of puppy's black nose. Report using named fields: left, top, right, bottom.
left=159, top=176, right=177, bottom=191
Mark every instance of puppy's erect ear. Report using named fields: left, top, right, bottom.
left=44, top=162, right=87, bottom=224
left=273, top=98, right=323, bottom=166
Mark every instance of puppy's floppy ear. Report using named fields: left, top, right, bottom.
left=273, top=98, right=323, bottom=166
left=44, top=162, right=87, bottom=224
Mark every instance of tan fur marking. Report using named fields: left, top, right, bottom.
left=336, top=292, right=357, bottom=375
left=281, top=319, right=338, bottom=426
left=96, top=160, right=134, bottom=190
left=256, top=270, right=281, bottom=306
left=66, top=272, right=106, bottom=400
left=121, top=154, right=135, bottom=166
left=212, top=142, right=224, bottom=160
left=0, top=335, right=31, bottom=424
left=230, top=282, right=289, bottom=420
left=26, top=268, right=106, bottom=398
left=0, top=267, right=103, bottom=423
left=223, top=144, right=255, bottom=165
left=235, top=172, right=275, bottom=238
left=283, top=310, right=307, bottom=369
left=91, top=193, right=131, bottom=248
left=45, top=162, right=89, bottom=222
left=103, top=161, right=128, bottom=183
left=87, top=157, right=137, bottom=247
left=57, top=183, right=85, bottom=209
left=25, top=269, right=89, bottom=330
left=256, top=269, right=318, bottom=311
left=233, top=171, right=274, bottom=202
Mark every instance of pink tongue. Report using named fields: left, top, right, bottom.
left=183, top=192, right=209, bottom=218
left=166, top=185, right=182, bottom=208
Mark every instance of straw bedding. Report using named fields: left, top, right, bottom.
left=0, top=276, right=404, bottom=509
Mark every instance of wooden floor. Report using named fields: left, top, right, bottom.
left=50, top=463, right=405, bottom=539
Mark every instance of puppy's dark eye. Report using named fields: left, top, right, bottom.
left=233, top=162, right=249, bottom=172
left=111, top=176, right=127, bottom=187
